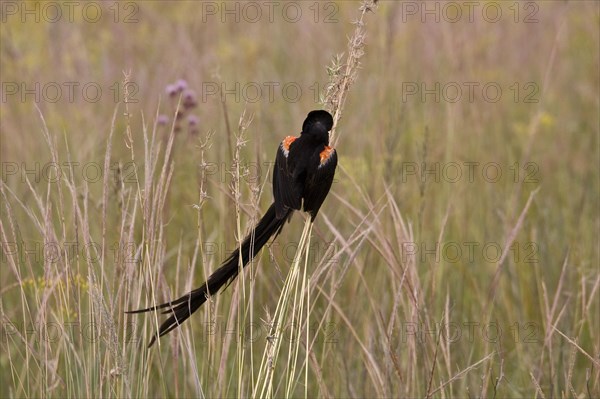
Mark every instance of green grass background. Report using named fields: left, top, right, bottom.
left=1, top=1, right=598, bottom=398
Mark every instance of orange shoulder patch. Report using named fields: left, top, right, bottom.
left=319, top=146, right=334, bottom=165
left=282, top=135, right=297, bottom=151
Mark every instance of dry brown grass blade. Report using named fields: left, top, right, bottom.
left=315, top=287, right=388, bottom=398
left=487, top=187, right=540, bottom=305
left=551, top=326, right=600, bottom=368
left=428, top=352, right=496, bottom=396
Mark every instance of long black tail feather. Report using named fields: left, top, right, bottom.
left=127, top=203, right=291, bottom=347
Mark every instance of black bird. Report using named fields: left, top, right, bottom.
left=128, top=110, right=338, bottom=347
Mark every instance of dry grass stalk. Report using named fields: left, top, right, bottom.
left=324, top=0, right=378, bottom=147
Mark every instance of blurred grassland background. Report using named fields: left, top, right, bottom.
left=0, top=1, right=599, bottom=398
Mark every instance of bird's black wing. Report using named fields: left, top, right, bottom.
left=303, top=147, right=337, bottom=220
left=273, top=136, right=302, bottom=219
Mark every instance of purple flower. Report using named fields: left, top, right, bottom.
left=183, top=89, right=197, bottom=109
left=157, top=115, right=169, bottom=126
left=165, top=84, right=178, bottom=97
left=175, top=79, right=188, bottom=93
left=188, top=115, right=199, bottom=127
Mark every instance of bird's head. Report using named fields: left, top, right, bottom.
left=302, top=110, right=333, bottom=144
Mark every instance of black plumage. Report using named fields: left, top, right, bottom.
left=127, top=110, right=337, bottom=347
